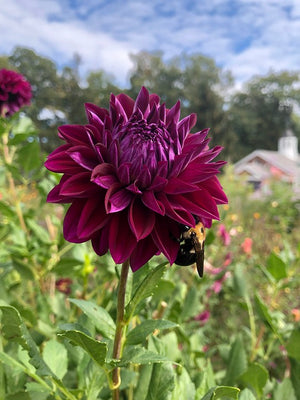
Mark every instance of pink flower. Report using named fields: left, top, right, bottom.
left=194, top=310, right=210, bottom=324
left=45, top=87, right=227, bottom=271
left=218, top=224, right=231, bottom=246
left=241, top=237, right=253, bottom=254
left=0, top=69, right=32, bottom=117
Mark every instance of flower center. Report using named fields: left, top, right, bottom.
left=117, top=114, right=174, bottom=175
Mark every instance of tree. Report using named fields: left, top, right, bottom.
left=228, top=71, right=300, bottom=161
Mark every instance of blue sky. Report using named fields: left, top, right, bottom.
left=1, top=0, right=300, bottom=88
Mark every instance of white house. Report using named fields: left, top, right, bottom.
left=234, top=129, right=300, bottom=195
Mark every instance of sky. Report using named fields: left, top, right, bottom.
left=1, top=0, right=300, bottom=88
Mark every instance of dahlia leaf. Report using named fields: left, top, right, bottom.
left=201, top=386, right=240, bottom=400
left=69, top=298, right=115, bottom=339
left=126, top=319, right=178, bottom=345
left=58, top=330, right=107, bottom=367
left=117, top=346, right=168, bottom=367
left=125, top=262, right=168, bottom=320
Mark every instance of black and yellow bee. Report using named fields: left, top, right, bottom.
left=175, top=221, right=206, bottom=277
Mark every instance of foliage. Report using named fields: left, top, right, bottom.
left=1, top=47, right=299, bottom=162
left=0, top=111, right=299, bottom=399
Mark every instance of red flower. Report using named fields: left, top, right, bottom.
left=45, top=87, right=227, bottom=271
left=0, top=69, right=32, bottom=117
left=241, top=237, right=253, bottom=254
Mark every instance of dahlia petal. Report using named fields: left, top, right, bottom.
left=63, top=200, right=87, bottom=243
left=109, top=140, right=119, bottom=166
left=47, top=177, right=74, bottom=203
left=134, top=86, right=149, bottom=115
left=95, top=143, right=109, bottom=163
left=168, top=154, right=189, bottom=178
left=159, top=103, right=166, bottom=124
left=178, top=162, right=222, bottom=184
left=141, top=191, right=165, bottom=215
left=149, top=93, right=160, bottom=107
left=91, top=163, right=117, bottom=188
left=200, top=176, right=228, bottom=204
left=148, top=175, right=168, bottom=191
left=147, top=103, right=159, bottom=124
left=156, top=160, right=168, bottom=178
left=44, top=143, right=71, bottom=158
left=151, top=217, right=180, bottom=265
left=59, top=172, right=98, bottom=196
left=129, top=198, right=155, bottom=240
left=158, top=192, right=195, bottom=226
left=164, top=177, right=199, bottom=194
left=107, top=188, right=133, bottom=213
left=45, top=152, right=84, bottom=174
left=117, top=163, right=131, bottom=185
left=67, top=146, right=98, bottom=170
left=136, top=165, right=152, bottom=188
left=104, top=183, right=130, bottom=213
left=109, top=212, right=137, bottom=264
left=91, top=224, right=110, bottom=256
left=166, top=101, right=180, bottom=126
left=110, top=94, right=129, bottom=123
left=58, top=125, right=91, bottom=146
left=77, top=196, right=109, bottom=238
left=175, top=191, right=220, bottom=220
left=116, top=93, right=135, bottom=118
left=130, top=236, right=158, bottom=272
left=126, top=182, right=143, bottom=194
left=85, top=103, right=109, bottom=124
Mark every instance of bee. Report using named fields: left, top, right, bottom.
left=175, top=221, right=206, bottom=277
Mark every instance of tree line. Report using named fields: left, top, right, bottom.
left=1, top=47, right=299, bottom=162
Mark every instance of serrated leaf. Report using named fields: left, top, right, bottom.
left=12, top=257, right=37, bottom=280
left=239, top=388, right=256, bottom=400
left=26, top=219, right=50, bottom=244
left=69, top=298, right=115, bottom=339
left=254, top=294, right=282, bottom=340
left=126, top=319, right=178, bottom=345
left=52, top=258, right=82, bottom=275
left=43, top=339, right=68, bottom=380
left=125, top=262, right=168, bottom=320
left=239, top=363, right=268, bottom=397
left=134, top=364, right=153, bottom=400
left=290, top=358, right=300, bottom=399
left=201, top=386, right=240, bottom=400
left=286, top=329, right=300, bottom=361
left=274, top=378, right=296, bottom=400
left=171, top=367, right=196, bottom=400
left=145, top=362, right=175, bottom=400
left=17, top=140, right=41, bottom=172
left=223, top=336, right=247, bottom=385
left=58, top=330, right=107, bottom=367
left=266, top=252, right=287, bottom=281
left=0, top=201, right=15, bottom=218
left=117, top=345, right=168, bottom=367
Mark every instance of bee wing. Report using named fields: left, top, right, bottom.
left=195, top=245, right=204, bottom=278
left=191, top=235, right=205, bottom=278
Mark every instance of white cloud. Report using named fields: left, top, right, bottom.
left=1, top=0, right=300, bottom=88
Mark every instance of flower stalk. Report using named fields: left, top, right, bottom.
left=111, top=259, right=130, bottom=400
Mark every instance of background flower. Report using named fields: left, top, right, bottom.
left=0, top=69, right=32, bottom=117
left=45, top=87, right=227, bottom=271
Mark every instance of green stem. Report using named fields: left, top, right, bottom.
left=111, top=259, right=130, bottom=400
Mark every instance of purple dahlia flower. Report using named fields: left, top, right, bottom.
left=0, top=69, right=32, bottom=117
left=45, top=87, right=227, bottom=271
